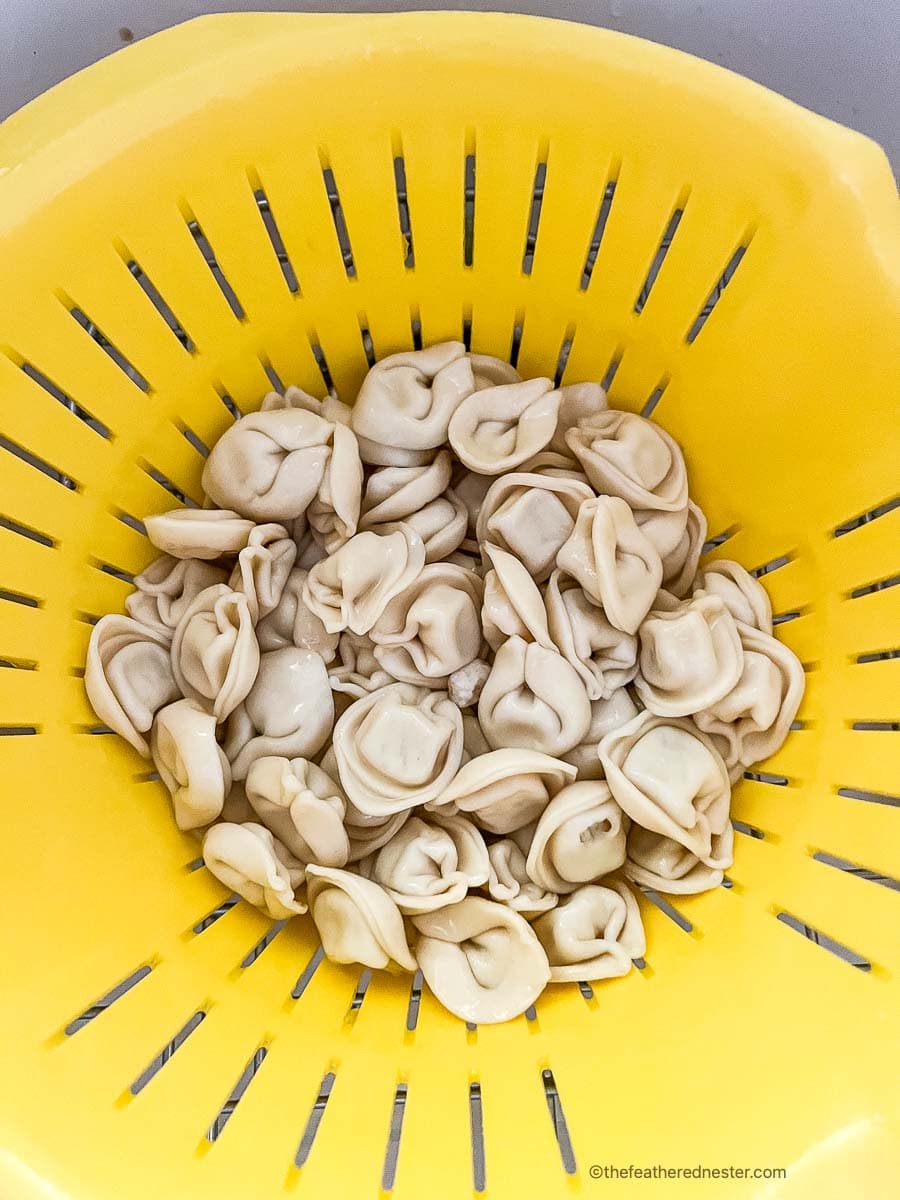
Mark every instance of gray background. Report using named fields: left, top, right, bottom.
left=2, top=1, right=898, bottom=173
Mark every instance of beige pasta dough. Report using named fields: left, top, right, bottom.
left=532, top=880, right=645, bottom=982
left=203, top=821, right=306, bottom=918
left=306, top=864, right=416, bottom=971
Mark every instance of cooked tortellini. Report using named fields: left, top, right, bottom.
left=126, top=555, right=228, bottom=636
left=332, top=683, right=464, bottom=814
left=448, top=377, right=561, bottom=474
left=693, top=620, right=804, bottom=775
left=202, top=408, right=340, bottom=522
left=245, top=755, right=349, bottom=866
left=144, top=508, right=256, bottom=560
left=413, top=897, right=551, bottom=1023
left=151, top=698, right=231, bottom=830
left=87, top=345, right=802, bottom=1025
left=532, top=881, right=645, bottom=981
left=525, top=781, right=628, bottom=893
left=306, top=864, right=416, bottom=970
left=486, top=839, right=559, bottom=917
left=362, top=814, right=489, bottom=913
left=557, top=495, right=663, bottom=634
left=369, top=563, right=483, bottom=684
left=224, top=647, right=334, bottom=779
left=478, top=636, right=591, bottom=756
left=170, top=584, right=260, bottom=722
left=565, top=409, right=687, bottom=513
left=86, top=614, right=180, bottom=756
left=477, top=471, right=593, bottom=582
left=351, top=342, right=474, bottom=455
left=255, top=566, right=339, bottom=662
left=303, top=525, right=426, bottom=635
left=428, top=747, right=576, bottom=834
left=545, top=570, right=638, bottom=700
left=599, top=712, right=732, bottom=859
left=203, top=821, right=306, bottom=918
left=633, top=593, right=743, bottom=716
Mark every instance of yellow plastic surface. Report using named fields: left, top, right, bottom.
left=0, top=12, right=898, bottom=1200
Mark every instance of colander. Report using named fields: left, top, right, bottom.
left=0, top=12, right=897, bottom=1200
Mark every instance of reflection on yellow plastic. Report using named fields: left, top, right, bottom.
left=0, top=12, right=897, bottom=1200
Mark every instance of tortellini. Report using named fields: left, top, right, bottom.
left=532, top=881, right=645, bottom=982
left=224, top=647, right=334, bottom=779
left=413, top=897, right=551, bottom=1023
left=303, top=525, right=426, bottom=635
left=429, top=747, right=576, bottom=834
left=565, top=409, right=687, bottom=513
left=202, top=408, right=339, bottom=522
left=306, top=864, right=416, bottom=971
left=369, top=563, right=483, bottom=685
left=599, top=712, right=731, bottom=859
left=86, top=615, right=180, bottom=756
left=362, top=814, right=489, bottom=913
left=448, top=377, right=561, bottom=473
left=228, top=523, right=297, bottom=622
left=695, top=559, right=773, bottom=634
left=255, top=566, right=339, bottom=662
left=126, top=555, right=228, bottom=636
left=86, top=344, right=803, bottom=1026
left=477, top=471, right=593, bottom=582
left=693, top=621, right=804, bottom=774
left=545, top=570, right=638, bottom=700
left=624, top=823, right=734, bottom=894
left=525, top=781, right=628, bottom=892
left=144, top=508, right=256, bottom=560
left=478, top=636, right=591, bottom=756
left=151, top=698, right=231, bottom=830
left=170, top=584, right=260, bottom=722
left=203, top=821, right=306, bottom=918
left=557, top=495, right=663, bottom=634
left=486, top=839, right=559, bottom=918
left=359, top=451, right=453, bottom=529
left=332, top=683, right=464, bottom=814
left=633, top=593, right=743, bottom=716
left=245, top=755, right=349, bottom=866
left=351, top=342, right=474, bottom=455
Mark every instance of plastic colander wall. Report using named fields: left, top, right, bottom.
left=0, top=13, right=897, bottom=1200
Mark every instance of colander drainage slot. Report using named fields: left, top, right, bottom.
left=0, top=515, right=55, bottom=548
left=838, top=787, right=900, bottom=808
left=119, top=253, right=196, bottom=351
left=114, top=509, right=147, bottom=536
left=855, top=648, right=900, bottom=664
left=392, top=144, right=415, bottom=269
left=206, top=1044, right=268, bottom=1142
left=752, top=553, right=793, bottom=578
left=468, top=1080, right=486, bottom=1193
left=702, top=527, right=738, bottom=555
left=381, top=1081, right=409, bottom=1191
left=64, top=963, right=153, bottom=1035
left=130, top=1010, right=206, bottom=1095
left=239, top=920, right=288, bottom=969
left=522, top=156, right=548, bottom=276
left=509, top=311, right=524, bottom=367
left=0, top=588, right=41, bottom=609
left=580, top=168, right=619, bottom=290
left=554, top=326, right=575, bottom=387
left=577, top=981, right=594, bottom=1002
left=601, top=347, right=623, bottom=392
left=212, top=382, right=243, bottom=421
left=463, top=145, right=476, bottom=268
left=775, top=912, right=871, bottom=971
left=0, top=434, right=78, bottom=491
left=320, top=161, right=357, bottom=279
left=410, top=305, right=423, bottom=351
left=295, top=1070, right=336, bottom=1167
left=358, top=319, right=376, bottom=367
left=833, top=495, right=899, bottom=537
left=405, top=969, right=423, bottom=1032
left=345, top=967, right=372, bottom=1023
left=732, top=819, right=767, bottom=839
left=850, top=573, right=900, bottom=599
left=641, top=376, right=670, bottom=418
left=743, top=771, right=789, bottom=787
left=812, top=852, right=900, bottom=892
left=11, top=357, right=112, bottom=439
left=192, top=895, right=240, bottom=935
left=685, top=237, right=752, bottom=344
left=308, top=336, right=335, bottom=393
left=177, top=423, right=210, bottom=459
left=541, top=1068, right=577, bottom=1175
left=181, top=208, right=245, bottom=319
left=250, top=179, right=299, bottom=294
left=634, top=190, right=689, bottom=314
left=139, top=461, right=200, bottom=507
left=259, top=356, right=284, bottom=394
left=641, top=888, right=694, bottom=933
left=291, top=945, right=325, bottom=999
left=66, top=303, right=150, bottom=391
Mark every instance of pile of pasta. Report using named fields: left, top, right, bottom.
left=86, top=342, right=804, bottom=1024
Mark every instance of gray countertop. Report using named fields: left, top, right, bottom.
left=2, top=1, right=898, bottom=172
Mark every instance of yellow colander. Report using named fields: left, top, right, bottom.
left=0, top=12, right=897, bottom=1200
